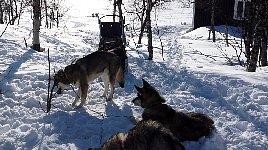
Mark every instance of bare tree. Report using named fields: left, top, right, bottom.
left=260, top=33, right=267, bottom=66
left=114, top=0, right=126, bottom=45
left=136, top=0, right=160, bottom=60
left=210, top=0, right=215, bottom=42
left=40, top=0, right=62, bottom=28
left=0, top=0, right=3, bottom=24
left=245, top=0, right=268, bottom=72
left=137, top=0, right=146, bottom=44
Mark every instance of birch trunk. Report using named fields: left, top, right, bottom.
left=32, top=0, right=41, bottom=51
left=0, top=0, right=3, bottom=24
left=138, top=0, right=146, bottom=44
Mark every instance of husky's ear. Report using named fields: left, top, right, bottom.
left=142, top=79, right=151, bottom=88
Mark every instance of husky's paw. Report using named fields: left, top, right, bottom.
left=71, top=102, right=76, bottom=107
left=100, top=94, right=107, bottom=98
left=74, top=103, right=84, bottom=109
left=106, top=96, right=112, bottom=102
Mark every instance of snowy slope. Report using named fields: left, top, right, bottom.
left=0, top=0, right=268, bottom=150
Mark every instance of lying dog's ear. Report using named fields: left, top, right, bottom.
left=135, top=85, right=142, bottom=93
left=142, top=79, right=151, bottom=88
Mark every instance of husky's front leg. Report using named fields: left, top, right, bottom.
left=76, top=84, right=88, bottom=108
left=72, top=88, right=81, bottom=107
left=101, top=71, right=110, bottom=98
left=107, top=80, right=115, bottom=101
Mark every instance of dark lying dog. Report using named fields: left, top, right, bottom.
left=133, top=79, right=215, bottom=142
left=89, top=120, right=185, bottom=150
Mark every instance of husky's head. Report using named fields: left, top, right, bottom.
left=132, top=79, right=165, bottom=108
left=52, top=69, right=71, bottom=94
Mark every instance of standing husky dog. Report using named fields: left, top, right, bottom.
left=89, top=120, right=185, bottom=150
left=53, top=51, right=125, bottom=107
left=133, top=79, right=214, bottom=142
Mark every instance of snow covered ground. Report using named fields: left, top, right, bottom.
left=0, top=0, right=268, bottom=149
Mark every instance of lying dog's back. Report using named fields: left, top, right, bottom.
left=90, top=120, right=185, bottom=150
left=143, top=103, right=214, bottom=141
left=134, top=79, right=215, bottom=142
left=125, top=120, right=185, bottom=150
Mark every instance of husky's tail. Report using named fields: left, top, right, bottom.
left=116, top=66, right=125, bottom=88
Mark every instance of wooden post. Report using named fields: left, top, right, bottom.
left=211, top=0, right=215, bottom=42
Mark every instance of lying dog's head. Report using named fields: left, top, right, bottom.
left=52, top=68, right=71, bottom=94
left=132, top=79, right=165, bottom=108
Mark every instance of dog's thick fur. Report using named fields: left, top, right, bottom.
left=133, top=79, right=215, bottom=142
left=53, top=51, right=124, bottom=107
left=89, top=120, right=185, bottom=150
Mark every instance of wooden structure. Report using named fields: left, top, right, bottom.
left=98, top=15, right=128, bottom=72
left=193, top=0, right=251, bottom=29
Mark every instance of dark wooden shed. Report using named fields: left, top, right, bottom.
left=193, top=0, right=241, bottom=29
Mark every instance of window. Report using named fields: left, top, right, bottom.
left=233, top=0, right=251, bottom=20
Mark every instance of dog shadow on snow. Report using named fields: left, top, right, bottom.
left=39, top=99, right=134, bottom=149
left=102, top=100, right=135, bottom=140
left=0, top=48, right=34, bottom=94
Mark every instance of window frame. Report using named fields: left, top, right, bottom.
left=233, top=0, right=251, bottom=20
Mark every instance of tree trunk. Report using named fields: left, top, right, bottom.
left=17, top=1, right=23, bottom=25
left=243, top=0, right=268, bottom=71
left=210, top=0, right=215, bottom=42
left=247, top=36, right=260, bottom=72
left=10, top=0, right=13, bottom=24
left=147, top=0, right=153, bottom=60
left=138, top=16, right=147, bottom=44
left=116, top=0, right=126, bottom=45
left=113, top=0, right=116, bottom=22
left=32, top=0, right=41, bottom=52
left=44, top=0, right=48, bottom=28
left=138, top=0, right=146, bottom=44
left=244, top=27, right=252, bottom=64
left=0, top=0, right=4, bottom=24
left=56, top=10, right=59, bottom=28
left=260, top=32, right=267, bottom=66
